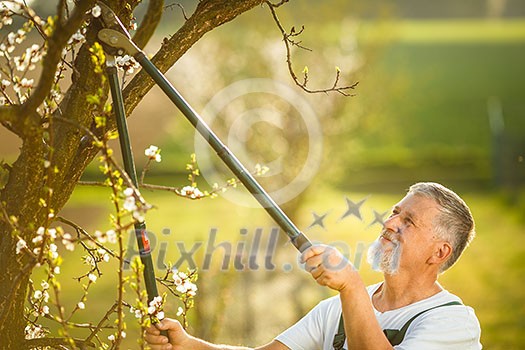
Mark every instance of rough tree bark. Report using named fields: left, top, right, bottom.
left=0, top=0, right=264, bottom=347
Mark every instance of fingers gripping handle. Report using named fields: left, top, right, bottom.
left=153, top=321, right=169, bottom=339
left=291, top=232, right=312, bottom=253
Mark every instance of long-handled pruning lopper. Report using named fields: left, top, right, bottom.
left=95, top=1, right=312, bottom=321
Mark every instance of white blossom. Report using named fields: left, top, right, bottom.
left=84, top=255, right=95, bottom=267
left=2, top=16, right=13, bottom=26
left=145, top=145, right=161, bottom=162
left=94, top=230, right=106, bottom=243
left=91, top=5, right=101, bottom=18
left=7, top=32, right=16, bottom=45
left=175, top=284, right=187, bottom=293
left=173, top=275, right=182, bottom=286
left=176, top=307, right=184, bottom=316
left=115, top=54, right=140, bottom=74
left=15, top=238, right=27, bottom=254
left=132, top=210, right=145, bottom=222
left=48, top=228, right=57, bottom=239
left=123, top=187, right=134, bottom=197
left=77, top=301, right=85, bottom=310
left=70, top=30, right=85, bottom=43
left=148, top=296, right=164, bottom=316
left=180, top=186, right=204, bottom=199
left=49, top=243, right=59, bottom=260
left=131, top=307, right=142, bottom=319
left=20, top=77, right=34, bottom=88
left=106, top=229, right=117, bottom=244
left=62, top=233, right=75, bottom=251
left=24, top=324, right=45, bottom=340
left=88, top=273, right=97, bottom=283
left=43, top=291, right=49, bottom=303
left=123, top=196, right=137, bottom=212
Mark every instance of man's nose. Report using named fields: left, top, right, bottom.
left=383, top=214, right=400, bottom=233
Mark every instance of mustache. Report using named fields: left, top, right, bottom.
left=380, top=229, right=399, bottom=244
left=367, top=234, right=403, bottom=274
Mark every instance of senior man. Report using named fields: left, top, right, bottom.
left=146, top=182, right=482, bottom=349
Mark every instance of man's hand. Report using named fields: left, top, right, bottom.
left=145, top=318, right=192, bottom=350
left=301, top=244, right=359, bottom=293
left=145, top=319, right=289, bottom=350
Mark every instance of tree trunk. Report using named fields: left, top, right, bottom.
left=0, top=0, right=266, bottom=346
left=0, top=136, right=48, bottom=347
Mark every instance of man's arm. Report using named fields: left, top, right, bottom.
left=302, top=245, right=393, bottom=350
left=145, top=318, right=289, bottom=350
left=339, top=283, right=393, bottom=350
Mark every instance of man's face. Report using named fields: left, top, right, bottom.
left=367, top=193, right=442, bottom=275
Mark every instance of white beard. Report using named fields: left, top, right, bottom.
left=367, top=237, right=402, bottom=275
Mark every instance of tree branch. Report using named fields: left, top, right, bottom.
left=84, top=302, right=119, bottom=345
left=264, top=1, right=359, bottom=96
left=266, top=0, right=290, bottom=7
left=24, top=337, right=95, bottom=349
left=0, top=105, right=22, bottom=138
left=17, top=0, right=96, bottom=136
left=54, top=216, right=118, bottom=260
left=132, top=0, right=164, bottom=49
left=166, top=2, right=189, bottom=21
left=120, top=0, right=264, bottom=125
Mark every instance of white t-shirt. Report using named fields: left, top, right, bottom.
left=275, top=283, right=482, bottom=350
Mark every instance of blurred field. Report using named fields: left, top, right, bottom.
left=3, top=13, right=524, bottom=350
left=52, top=183, right=525, bottom=349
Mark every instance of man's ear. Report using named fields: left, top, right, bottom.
left=428, top=241, right=453, bottom=266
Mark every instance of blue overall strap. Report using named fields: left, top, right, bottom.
left=333, top=301, right=462, bottom=349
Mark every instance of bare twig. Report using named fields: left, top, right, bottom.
left=54, top=216, right=118, bottom=260
left=84, top=302, right=119, bottom=344
left=24, top=337, right=96, bottom=349
left=165, top=2, right=189, bottom=20
left=266, top=0, right=290, bottom=8
left=264, top=1, right=359, bottom=96
left=140, top=158, right=153, bottom=185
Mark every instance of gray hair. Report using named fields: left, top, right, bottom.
left=408, top=182, right=475, bottom=272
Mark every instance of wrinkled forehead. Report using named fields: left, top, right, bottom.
left=394, top=193, right=442, bottom=223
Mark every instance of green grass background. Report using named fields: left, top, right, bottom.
left=23, top=18, right=525, bottom=349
